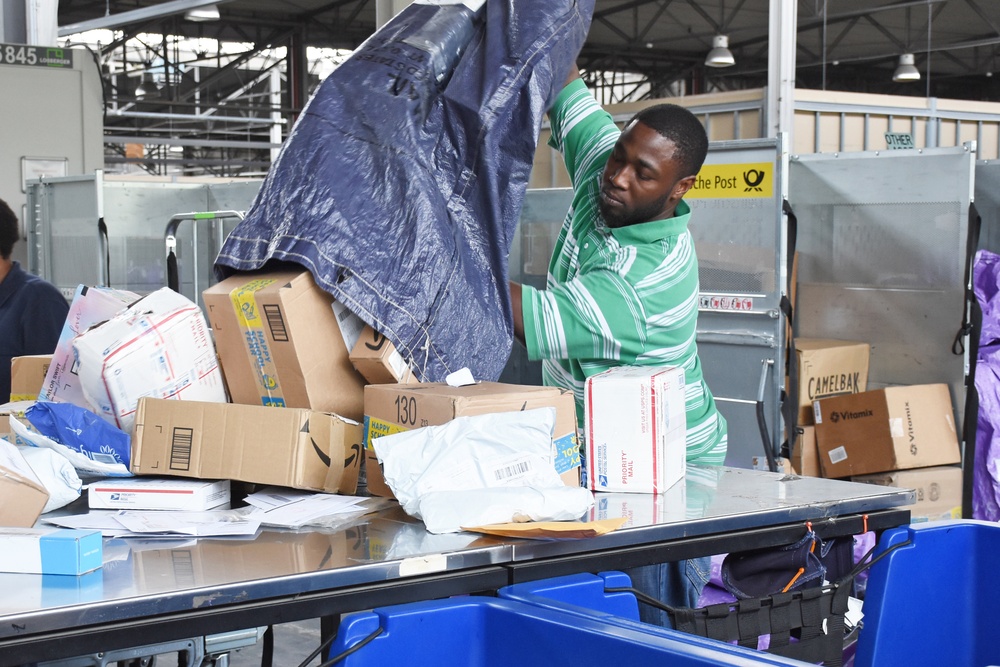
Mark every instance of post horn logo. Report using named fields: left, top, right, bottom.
left=743, top=168, right=765, bottom=192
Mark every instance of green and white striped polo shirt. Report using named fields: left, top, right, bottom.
left=521, top=79, right=727, bottom=465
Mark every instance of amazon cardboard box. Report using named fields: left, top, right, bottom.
left=203, top=271, right=366, bottom=420
left=813, top=383, right=960, bottom=478
left=851, top=465, right=963, bottom=521
left=9, top=354, right=52, bottom=402
left=792, top=338, right=870, bottom=426
left=0, top=437, right=49, bottom=527
left=363, top=382, right=581, bottom=498
left=350, top=325, right=417, bottom=384
left=131, top=397, right=363, bottom=494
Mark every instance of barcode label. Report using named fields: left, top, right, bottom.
left=170, top=427, right=194, bottom=470
left=829, top=446, right=848, bottom=464
left=89, top=452, right=119, bottom=465
left=493, top=459, right=532, bottom=482
left=263, top=304, right=288, bottom=341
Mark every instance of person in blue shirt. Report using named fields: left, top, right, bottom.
left=0, top=197, right=69, bottom=400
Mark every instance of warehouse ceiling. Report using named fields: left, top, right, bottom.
left=54, top=0, right=1000, bottom=175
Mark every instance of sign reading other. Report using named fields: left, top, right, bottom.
left=885, top=132, right=915, bottom=150
left=686, top=162, right=773, bottom=199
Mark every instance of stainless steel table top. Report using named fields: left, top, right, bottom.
left=0, top=466, right=913, bottom=642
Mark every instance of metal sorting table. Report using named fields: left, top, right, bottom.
left=0, top=466, right=913, bottom=665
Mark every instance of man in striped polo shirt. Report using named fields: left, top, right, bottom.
left=510, top=70, right=728, bottom=622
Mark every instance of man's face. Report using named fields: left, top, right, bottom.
left=598, top=120, right=695, bottom=229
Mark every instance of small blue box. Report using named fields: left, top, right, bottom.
left=0, top=527, right=103, bottom=575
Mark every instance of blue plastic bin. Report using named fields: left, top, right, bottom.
left=500, top=572, right=826, bottom=666
left=327, top=596, right=811, bottom=666
left=854, top=519, right=1000, bottom=667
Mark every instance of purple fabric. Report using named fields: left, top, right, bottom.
left=973, top=249, right=1000, bottom=520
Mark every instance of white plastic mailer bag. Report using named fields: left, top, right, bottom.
left=372, top=408, right=593, bottom=533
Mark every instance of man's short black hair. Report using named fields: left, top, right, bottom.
left=0, top=198, right=18, bottom=260
left=628, top=103, right=709, bottom=179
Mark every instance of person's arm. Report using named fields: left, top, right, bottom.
left=509, top=281, right=525, bottom=347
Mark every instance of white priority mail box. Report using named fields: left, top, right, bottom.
left=88, top=477, right=231, bottom=511
left=0, top=527, right=103, bottom=575
left=72, top=287, right=228, bottom=433
left=585, top=366, right=687, bottom=494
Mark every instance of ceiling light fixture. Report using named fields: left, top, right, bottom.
left=135, top=72, right=160, bottom=99
left=892, top=53, right=920, bottom=82
left=705, top=35, right=735, bottom=68
left=185, top=4, right=220, bottom=21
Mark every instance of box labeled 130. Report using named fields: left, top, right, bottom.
left=585, top=366, right=686, bottom=494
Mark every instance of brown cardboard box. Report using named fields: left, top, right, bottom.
left=131, top=398, right=363, bottom=493
left=0, top=438, right=49, bottom=527
left=852, top=465, right=962, bottom=519
left=350, top=325, right=417, bottom=384
left=202, top=271, right=366, bottom=420
left=363, top=382, right=581, bottom=498
left=792, top=338, right=870, bottom=426
left=9, top=354, right=52, bottom=402
left=790, top=425, right=820, bottom=477
left=813, top=383, right=960, bottom=478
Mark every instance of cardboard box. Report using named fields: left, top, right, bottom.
left=10, top=354, right=52, bottom=402
left=792, top=338, right=870, bottom=426
left=131, top=397, right=363, bottom=494
left=852, top=465, right=963, bottom=517
left=363, top=382, right=581, bottom=498
left=88, top=477, right=231, bottom=511
left=813, top=383, right=960, bottom=478
left=0, top=527, right=102, bottom=575
left=72, top=287, right=227, bottom=433
left=350, top=325, right=417, bottom=384
left=0, top=437, right=49, bottom=527
left=791, top=426, right=820, bottom=477
left=584, top=366, right=687, bottom=494
left=203, top=271, right=366, bottom=420
left=40, top=285, right=139, bottom=407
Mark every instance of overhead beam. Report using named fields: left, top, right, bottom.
left=59, top=0, right=238, bottom=37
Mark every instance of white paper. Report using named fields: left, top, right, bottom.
left=112, top=509, right=260, bottom=537
left=244, top=487, right=367, bottom=528
left=445, top=367, right=476, bottom=387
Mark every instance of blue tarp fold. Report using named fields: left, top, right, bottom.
left=215, top=0, right=594, bottom=381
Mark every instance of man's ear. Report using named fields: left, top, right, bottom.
left=671, top=174, right=698, bottom=201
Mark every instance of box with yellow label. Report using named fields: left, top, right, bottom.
left=9, top=354, right=52, bottom=402
left=203, top=271, right=366, bottom=420
left=363, top=382, right=580, bottom=498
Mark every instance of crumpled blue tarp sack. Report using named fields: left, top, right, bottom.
left=973, top=249, right=1000, bottom=520
left=215, top=0, right=594, bottom=382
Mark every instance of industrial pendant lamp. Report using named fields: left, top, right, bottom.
left=705, top=35, right=735, bottom=68
left=892, top=53, right=920, bottom=82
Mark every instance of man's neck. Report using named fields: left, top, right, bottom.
left=0, top=258, right=13, bottom=284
